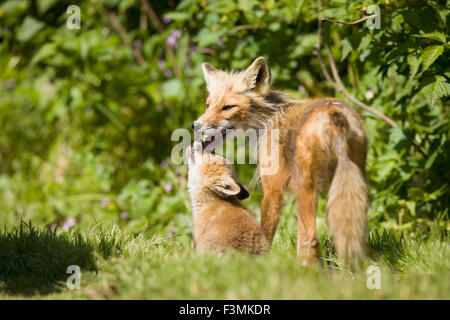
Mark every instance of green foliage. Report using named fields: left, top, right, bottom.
left=0, top=0, right=448, bottom=239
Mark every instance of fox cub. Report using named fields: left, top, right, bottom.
left=186, top=141, right=269, bottom=255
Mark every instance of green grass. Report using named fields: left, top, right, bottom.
left=0, top=221, right=448, bottom=299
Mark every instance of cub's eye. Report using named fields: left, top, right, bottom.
left=206, top=103, right=209, bottom=109
left=222, top=105, right=236, bottom=111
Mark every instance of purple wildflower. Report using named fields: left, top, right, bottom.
left=100, top=197, right=110, bottom=208
left=217, top=37, right=224, bottom=46
left=160, top=160, right=169, bottom=168
left=120, top=211, right=128, bottom=219
left=166, top=37, right=176, bottom=48
left=170, top=226, right=178, bottom=233
left=164, top=183, right=173, bottom=193
left=63, top=217, right=77, bottom=230
left=97, top=165, right=104, bottom=173
left=172, top=29, right=181, bottom=38
left=157, top=59, right=165, bottom=69
left=166, top=29, right=181, bottom=48
left=163, top=16, right=172, bottom=24
left=163, top=69, right=173, bottom=78
left=134, top=39, right=143, bottom=50
left=298, top=84, right=305, bottom=92
left=5, top=79, right=16, bottom=90
left=50, top=223, right=58, bottom=230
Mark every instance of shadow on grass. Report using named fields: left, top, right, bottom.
left=368, top=230, right=408, bottom=268
left=0, top=221, right=97, bottom=296
left=320, top=229, right=408, bottom=269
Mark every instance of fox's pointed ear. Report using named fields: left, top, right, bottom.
left=243, top=56, right=271, bottom=95
left=212, top=176, right=249, bottom=200
left=202, top=63, right=219, bottom=91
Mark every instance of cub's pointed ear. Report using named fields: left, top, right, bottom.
left=243, top=56, right=271, bottom=95
left=236, top=182, right=250, bottom=200
left=212, top=176, right=249, bottom=200
left=202, top=63, right=219, bottom=91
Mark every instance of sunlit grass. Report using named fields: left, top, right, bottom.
left=0, top=221, right=448, bottom=299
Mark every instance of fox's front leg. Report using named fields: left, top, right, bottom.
left=260, top=166, right=288, bottom=244
left=259, top=129, right=288, bottom=244
left=261, top=185, right=284, bottom=244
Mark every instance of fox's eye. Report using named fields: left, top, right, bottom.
left=222, top=105, right=236, bottom=111
left=206, top=103, right=209, bottom=109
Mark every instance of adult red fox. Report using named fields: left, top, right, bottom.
left=192, top=57, right=369, bottom=265
left=186, top=141, right=269, bottom=255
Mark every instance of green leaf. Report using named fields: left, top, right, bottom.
left=376, top=160, right=396, bottom=181
left=289, top=34, right=317, bottom=58
left=162, top=79, right=183, bottom=100
left=37, top=0, right=58, bottom=15
left=425, top=148, right=440, bottom=170
left=413, top=32, right=447, bottom=43
left=268, top=22, right=281, bottom=32
left=30, top=42, right=57, bottom=65
left=340, top=33, right=365, bottom=62
left=421, top=45, right=444, bottom=73
left=389, top=127, right=407, bottom=147
left=406, top=201, right=416, bottom=217
left=418, top=75, right=450, bottom=106
left=237, top=0, right=259, bottom=12
left=16, top=16, right=45, bottom=43
left=195, top=28, right=226, bottom=47
left=118, top=0, right=135, bottom=13
left=340, top=38, right=352, bottom=61
left=163, top=12, right=190, bottom=22
left=0, top=0, right=29, bottom=15
left=406, top=53, right=422, bottom=81
left=424, top=184, right=448, bottom=201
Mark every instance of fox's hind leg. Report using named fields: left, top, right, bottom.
left=294, top=110, right=328, bottom=265
left=295, top=128, right=320, bottom=264
left=295, top=171, right=320, bottom=265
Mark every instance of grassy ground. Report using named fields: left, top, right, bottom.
left=0, top=220, right=448, bottom=300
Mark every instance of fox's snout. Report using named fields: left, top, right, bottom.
left=191, top=117, right=223, bottom=133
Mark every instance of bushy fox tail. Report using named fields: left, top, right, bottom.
left=327, top=111, right=369, bottom=266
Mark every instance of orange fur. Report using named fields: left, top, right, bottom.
left=194, top=57, right=369, bottom=265
left=186, top=142, right=269, bottom=255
